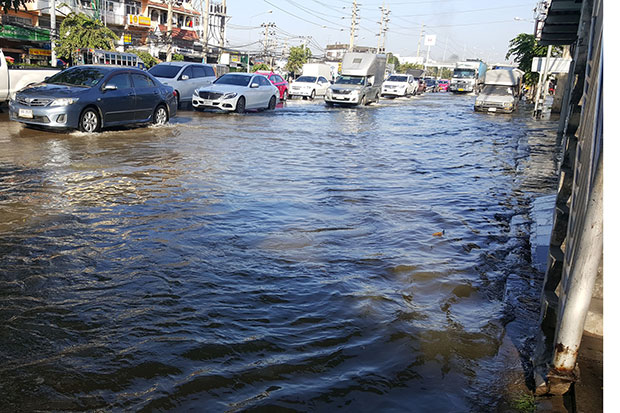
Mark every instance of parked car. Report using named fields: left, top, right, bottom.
left=289, top=75, right=330, bottom=99
left=424, top=78, right=439, bottom=92
left=9, top=65, right=177, bottom=132
left=438, top=79, right=450, bottom=92
left=192, top=72, right=279, bottom=113
left=381, top=74, right=418, bottom=98
left=149, top=62, right=216, bottom=108
left=255, top=71, right=289, bottom=101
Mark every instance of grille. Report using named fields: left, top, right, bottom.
left=16, top=97, right=53, bottom=107
left=332, top=89, right=352, bottom=95
left=199, top=91, right=223, bottom=100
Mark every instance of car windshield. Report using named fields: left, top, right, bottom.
left=453, top=69, right=476, bottom=78
left=44, top=67, right=107, bottom=87
left=149, top=65, right=182, bottom=79
left=387, top=75, right=408, bottom=82
left=215, top=74, right=252, bottom=86
left=425, top=79, right=435, bottom=85
left=335, top=75, right=365, bottom=85
left=295, top=76, right=317, bottom=83
left=482, top=85, right=514, bottom=96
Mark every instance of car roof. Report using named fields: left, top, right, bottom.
left=155, top=61, right=210, bottom=67
left=68, top=65, right=145, bottom=74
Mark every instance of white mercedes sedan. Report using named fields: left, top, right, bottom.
left=192, top=73, right=279, bottom=113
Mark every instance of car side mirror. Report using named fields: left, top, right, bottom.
left=368, top=83, right=373, bottom=87
left=181, top=75, right=189, bottom=80
left=250, top=83, right=259, bottom=88
left=103, top=84, right=118, bottom=91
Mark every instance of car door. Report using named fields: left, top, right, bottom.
left=131, top=72, right=159, bottom=122
left=100, top=72, right=135, bottom=124
left=177, top=65, right=194, bottom=103
left=259, top=76, right=275, bottom=105
left=245, top=75, right=261, bottom=108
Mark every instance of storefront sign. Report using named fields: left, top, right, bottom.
left=123, top=34, right=132, bottom=44
left=0, top=24, right=50, bottom=42
left=29, top=48, right=52, bottom=56
left=127, top=15, right=151, bottom=27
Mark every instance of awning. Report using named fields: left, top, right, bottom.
left=537, top=0, right=584, bottom=46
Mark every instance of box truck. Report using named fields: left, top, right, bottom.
left=450, top=59, right=487, bottom=94
left=325, top=52, right=387, bottom=106
left=474, top=68, right=524, bottom=113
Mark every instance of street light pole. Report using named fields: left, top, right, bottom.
left=50, top=0, right=56, bottom=67
left=166, top=0, right=173, bottom=61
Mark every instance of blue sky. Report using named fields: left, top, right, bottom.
left=224, top=0, right=539, bottom=64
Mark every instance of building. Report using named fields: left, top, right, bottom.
left=0, top=0, right=227, bottom=65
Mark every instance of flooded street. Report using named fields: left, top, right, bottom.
left=0, top=94, right=561, bottom=411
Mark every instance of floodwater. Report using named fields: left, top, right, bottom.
left=0, top=94, right=561, bottom=411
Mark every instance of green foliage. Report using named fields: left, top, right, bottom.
left=285, top=45, right=312, bottom=75
left=252, top=63, right=271, bottom=72
left=387, top=53, right=400, bottom=71
left=55, top=12, right=118, bottom=61
left=172, top=53, right=185, bottom=61
left=511, top=393, right=536, bottom=413
left=126, top=49, right=159, bottom=69
left=399, top=63, right=423, bottom=72
left=505, top=33, right=561, bottom=85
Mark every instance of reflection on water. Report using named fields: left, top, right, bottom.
left=0, top=95, right=560, bottom=411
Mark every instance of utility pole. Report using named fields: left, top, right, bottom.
left=202, top=0, right=210, bottom=62
left=219, top=0, right=227, bottom=51
left=261, top=22, right=276, bottom=67
left=166, top=0, right=173, bottom=61
left=50, top=0, right=56, bottom=67
left=416, top=22, right=424, bottom=58
left=349, top=0, right=359, bottom=52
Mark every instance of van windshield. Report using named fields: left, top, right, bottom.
left=387, top=75, right=408, bottom=82
left=149, top=65, right=182, bottom=79
left=295, top=76, right=317, bottom=83
left=482, top=85, right=514, bottom=96
left=335, top=75, right=365, bottom=85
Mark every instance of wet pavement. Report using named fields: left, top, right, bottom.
left=0, top=94, right=562, bottom=411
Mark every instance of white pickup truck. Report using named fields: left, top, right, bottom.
left=1, top=49, right=61, bottom=103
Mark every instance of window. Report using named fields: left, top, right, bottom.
left=191, top=65, right=206, bottom=78
left=203, top=65, right=215, bottom=77
left=106, top=73, right=132, bottom=89
left=126, top=1, right=141, bottom=15
left=271, top=75, right=283, bottom=83
left=132, top=73, right=155, bottom=88
left=319, top=77, right=328, bottom=83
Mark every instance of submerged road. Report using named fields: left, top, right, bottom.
left=0, top=93, right=561, bottom=411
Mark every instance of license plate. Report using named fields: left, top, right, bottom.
left=488, top=107, right=497, bottom=112
left=18, top=108, right=33, bottom=118
left=458, top=88, right=464, bottom=92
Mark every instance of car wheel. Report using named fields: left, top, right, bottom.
left=235, top=96, right=246, bottom=113
left=310, top=90, right=316, bottom=100
left=153, top=104, right=168, bottom=125
left=268, top=95, right=276, bottom=110
left=282, top=90, right=288, bottom=101
left=79, top=107, right=101, bottom=133
left=361, top=95, right=368, bottom=106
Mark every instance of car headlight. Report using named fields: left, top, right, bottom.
left=193, top=90, right=199, bottom=96
left=223, top=92, right=237, bottom=99
left=503, top=102, right=513, bottom=108
left=50, top=98, right=79, bottom=106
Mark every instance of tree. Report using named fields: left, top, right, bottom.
left=252, top=63, right=271, bottom=72
left=127, top=49, right=160, bottom=68
left=399, top=62, right=423, bottom=73
left=387, top=53, right=400, bottom=72
left=55, top=13, right=118, bottom=61
left=1, top=0, right=27, bottom=13
left=285, top=45, right=312, bottom=76
left=505, top=33, right=560, bottom=85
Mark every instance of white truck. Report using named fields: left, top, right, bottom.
left=474, top=68, right=524, bottom=113
left=450, top=59, right=487, bottom=94
left=1, top=49, right=61, bottom=104
left=325, top=52, right=387, bottom=106
left=289, top=63, right=333, bottom=99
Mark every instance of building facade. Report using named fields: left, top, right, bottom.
left=0, top=0, right=227, bottom=65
